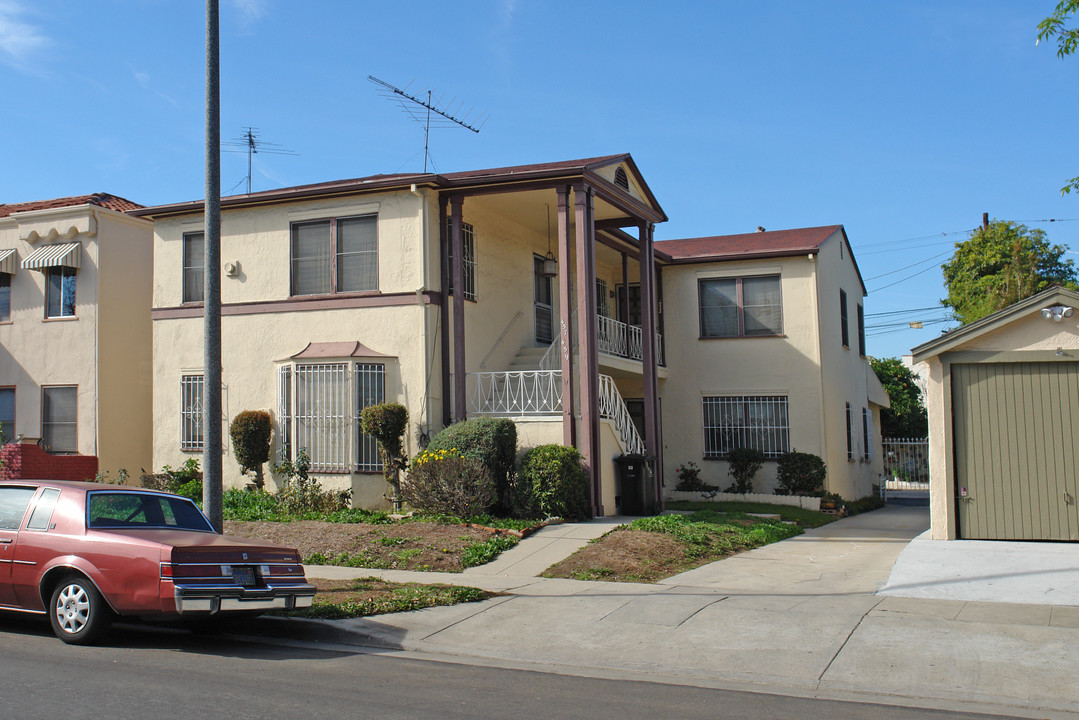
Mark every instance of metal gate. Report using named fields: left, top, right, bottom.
left=881, top=437, right=929, bottom=503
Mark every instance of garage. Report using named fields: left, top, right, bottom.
left=913, top=287, right=1079, bottom=541
left=951, top=361, right=1079, bottom=540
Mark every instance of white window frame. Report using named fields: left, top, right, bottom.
left=180, top=375, right=204, bottom=451
left=45, top=266, right=77, bottom=319
left=42, top=385, right=77, bottom=454
left=703, top=395, right=789, bottom=459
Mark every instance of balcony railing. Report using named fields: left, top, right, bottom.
left=540, top=313, right=664, bottom=369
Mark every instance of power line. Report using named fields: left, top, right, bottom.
left=864, top=249, right=953, bottom=282
left=865, top=305, right=942, bottom=317
left=869, top=262, right=944, bottom=293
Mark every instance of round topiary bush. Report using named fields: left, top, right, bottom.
left=230, top=410, right=272, bottom=489
left=776, top=451, right=827, bottom=496
left=516, top=444, right=590, bottom=520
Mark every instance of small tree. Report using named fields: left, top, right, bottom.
left=725, top=447, right=765, bottom=494
left=229, top=410, right=272, bottom=489
left=870, top=357, right=928, bottom=438
left=361, top=403, right=409, bottom=511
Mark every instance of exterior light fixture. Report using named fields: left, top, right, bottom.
left=909, top=321, right=923, bottom=329
left=540, top=203, right=558, bottom=277
left=1040, top=305, right=1074, bottom=322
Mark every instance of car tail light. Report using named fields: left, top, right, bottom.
left=160, top=562, right=175, bottom=579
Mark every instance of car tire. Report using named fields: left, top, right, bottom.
left=49, top=575, right=113, bottom=645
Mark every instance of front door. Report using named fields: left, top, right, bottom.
left=534, top=255, right=553, bottom=345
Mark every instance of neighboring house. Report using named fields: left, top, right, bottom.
left=0, top=194, right=153, bottom=478
left=132, top=155, right=668, bottom=513
left=655, top=226, right=889, bottom=500
left=912, top=286, right=1079, bottom=541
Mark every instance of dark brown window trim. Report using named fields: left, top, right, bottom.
left=152, top=290, right=442, bottom=320
left=698, top=334, right=787, bottom=341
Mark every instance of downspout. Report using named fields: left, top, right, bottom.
left=411, top=184, right=431, bottom=436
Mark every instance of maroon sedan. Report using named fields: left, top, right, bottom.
left=0, top=479, right=315, bottom=644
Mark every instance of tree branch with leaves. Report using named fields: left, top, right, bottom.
left=1038, top=1, right=1079, bottom=195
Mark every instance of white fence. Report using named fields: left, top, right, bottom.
left=882, top=437, right=929, bottom=493
left=467, top=370, right=562, bottom=416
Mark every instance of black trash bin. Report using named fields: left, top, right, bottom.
left=616, top=454, right=655, bottom=516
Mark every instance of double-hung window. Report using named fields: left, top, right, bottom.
left=857, top=303, right=866, bottom=356
left=862, top=407, right=872, bottom=461
left=845, top=402, right=854, bottom=460
left=46, top=267, right=77, bottom=318
left=277, top=362, right=385, bottom=473
left=840, top=289, right=849, bottom=348
left=182, top=232, right=205, bottom=303
left=699, top=275, right=782, bottom=338
left=703, top=395, right=789, bottom=458
left=0, top=274, right=10, bottom=322
left=291, top=215, right=378, bottom=296
left=446, top=221, right=476, bottom=301
left=42, top=386, right=77, bottom=453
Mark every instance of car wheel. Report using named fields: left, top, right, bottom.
left=49, top=576, right=113, bottom=645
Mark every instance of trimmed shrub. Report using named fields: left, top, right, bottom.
left=141, top=458, right=203, bottom=501
left=427, top=418, right=517, bottom=512
left=273, top=448, right=351, bottom=514
left=776, top=451, right=827, bottom=496
left=674, top=461, right=714, bottom=491
left=516, top=444, right=589, bottom=520
left=403, top=449, right=496, bottom=517
left=360, top=403, right=409, bottom=509
left=230, top=410, right=272, bottom=489
left=725, top=448, right=766, bottom=494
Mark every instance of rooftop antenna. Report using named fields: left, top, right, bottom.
left=222, top=127, right=298, bottom=194
left=368, top=75, right=487, bottom=172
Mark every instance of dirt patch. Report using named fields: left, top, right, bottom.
left=541, top=529, right=693, bottom=583
left=224, top=520, right=503, bottom=572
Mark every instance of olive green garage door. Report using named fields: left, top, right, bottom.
left=952, top=362, right=1079, bottom=541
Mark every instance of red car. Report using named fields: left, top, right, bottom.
left=0, top=479, right=315, bottom=644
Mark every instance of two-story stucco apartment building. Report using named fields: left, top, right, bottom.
left=132, top=154, right=887, bottom=512
left=0, top=194, right=153, bottom=477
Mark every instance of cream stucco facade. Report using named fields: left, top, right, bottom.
left=0, top=198, right=153, bottom=477
left=658, top=229, right=888, bottom=499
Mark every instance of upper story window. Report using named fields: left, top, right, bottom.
left=857, top=303, right=866, bottom=356
left=183, top=232, right=205, bottom=304
left=291, top=215, right=378, bottom=297
left=46, top=267, right=76, bottom=318
left=839, top=289, right=849, bottom=348
left=0, top=274, right=10, bottom=322
left=447, top=221, right=476, bottom=301
left=42, top=385, right=77, bottom=454
left=845, top=402, right=853, bottom=460
left=699, top=275, right=782, bottom=338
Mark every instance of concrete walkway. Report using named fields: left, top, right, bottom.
left=293, top=507, right=1079, bottom=718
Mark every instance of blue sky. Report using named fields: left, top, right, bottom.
left=2, top=0, right=1077, bottom=359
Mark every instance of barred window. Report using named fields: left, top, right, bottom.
left=179, top=375, right=204, bottom=451
left=703, top=395, right=789, bottom=458
left=447, top=221, right=476, bottom=301
left=277, top=361, right=385, bottom=474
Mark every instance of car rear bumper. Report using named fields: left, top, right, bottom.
left=172, top=583, right=317, bottom=614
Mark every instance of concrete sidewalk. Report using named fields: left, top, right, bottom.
left=294, top=507, right=1079, bottom=718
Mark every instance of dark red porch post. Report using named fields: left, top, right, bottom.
left=450, top=196, right=466, bottom=422
left=639, top=221, right=662, bottom=508
left=556, top=186, right=575, bottom=446
left=574, top=183, right=601, bottom=516
left=439, top=195, right=451, bottom=427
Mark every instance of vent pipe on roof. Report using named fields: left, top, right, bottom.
left=756, top=226, right=766, bottom=232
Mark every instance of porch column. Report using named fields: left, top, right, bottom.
left=450, top=196, right=466, bottom=422
left=556, top=186, right=575, bottom=446
left=574, top=183, right=602, bottom=516
left=439, top=196, right=451, bottom=427
left=639, top=221, right=663, bottom=508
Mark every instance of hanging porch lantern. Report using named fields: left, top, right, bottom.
left=539, top=203, right=558, bottom=277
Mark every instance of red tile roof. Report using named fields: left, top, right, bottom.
left=656, top=225, right=843, bottom=262
left=0, top=193, right=143, bottom=218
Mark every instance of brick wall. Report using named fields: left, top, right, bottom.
left=0, top=443, right=98, bottom=482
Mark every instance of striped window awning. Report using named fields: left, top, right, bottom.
left=0, top=248, right=16, bottom=275
left=21, top=242, right=81, bottom=271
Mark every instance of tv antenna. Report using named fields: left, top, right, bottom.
left=222, top=127, right=298, bottom=194
left=368, top=75, right=487, bottom=172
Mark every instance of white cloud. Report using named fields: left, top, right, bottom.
left=132, top=67, right=179, bottom=108
left=0, top=0, right=48, bottom=68
left=230, top=0, right=267, bottom=30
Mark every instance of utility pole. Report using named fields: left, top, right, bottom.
left=203, top=0, right=223, bottom=532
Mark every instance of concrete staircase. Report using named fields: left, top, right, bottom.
left=508, top=345, right=549, bottom=371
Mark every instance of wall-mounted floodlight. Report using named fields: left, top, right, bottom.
left=1040, top=305, right=1074, bottom=322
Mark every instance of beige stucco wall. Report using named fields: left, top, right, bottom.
left=0, top=206, right=152, bottom=478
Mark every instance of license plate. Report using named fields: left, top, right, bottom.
left=232, top=566, right=257, bottom=587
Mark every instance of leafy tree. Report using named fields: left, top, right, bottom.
left=941, top=220, right=1077, bottom=325
left=870, top=357, right=928, bottom=438
left=1038, top=1, right=1079, bottom=195
left=360, top=403, right=408, bottom=511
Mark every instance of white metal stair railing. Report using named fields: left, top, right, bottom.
left=545, top=310, right=664, bottom=366
left=467, top=370, right=563, bottom=416
left=538, top=307, right=578, bottom=371
left=598, top=374, right=645, bottom=456
left=597, top=314, right=628, bottom=357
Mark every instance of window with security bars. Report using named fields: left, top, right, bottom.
left=277, top=362, right=385, bottom=473
left=180, top=375, right=204, bottom=451
left=291, top=215, right=378, bottom=296
left=703, top=395, right=789, bottom=458
left=446, top=221, right=476, bottom=301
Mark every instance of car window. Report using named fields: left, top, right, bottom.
left=0, top=486, right=37, bottom=531
left=87, top=492, right=213, bottom=532
left=25, top=488, right=61, bottom=531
